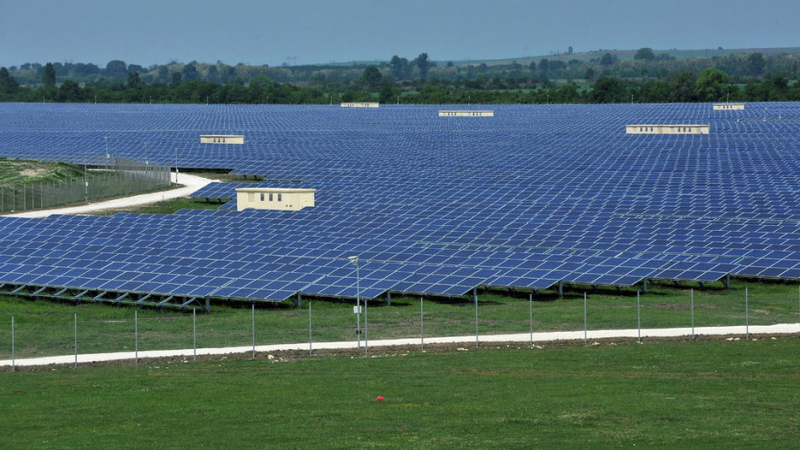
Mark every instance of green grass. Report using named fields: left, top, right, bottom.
left=1, top=338, right=799, bottom=448
left=0, top=158, right=95, bottom=187
left=1, top=279, right=798, bottom=360
left=91, top=197, right=228, bottom=215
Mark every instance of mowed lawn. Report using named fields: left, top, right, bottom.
left=1, top=338, right=799, bottom=449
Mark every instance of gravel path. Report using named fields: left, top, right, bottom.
left=4, top=172, right=216, bottom=218
left=2, top=323, right=797, bottom=368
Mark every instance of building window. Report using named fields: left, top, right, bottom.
left=260, top=193, right=265, bottom=201
left=277, top=193, right=282, bottom=202
left=269, top=193, right=273, bottom=201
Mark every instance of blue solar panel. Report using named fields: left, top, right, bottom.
left=1, top=102, right=800, bottom=302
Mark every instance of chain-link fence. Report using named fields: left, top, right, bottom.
left=2, top=285, right=799, bottom=369
left=0, top=157, right=171, bottom=213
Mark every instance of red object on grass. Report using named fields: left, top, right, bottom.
left=376, top=396, right=385, bottom=401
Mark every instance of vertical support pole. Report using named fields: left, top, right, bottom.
left=558, top=280, right=563, bottom=298
left=474, top=288, right=479, bottom=348
left=297, top=292, right=302, bottom=308
left=135, top=310, right=138, bottom=364
left=386, top=291, right=391, bottom=306
left=583, top=292, right=587, bottom=344
left=193, top=308, right=197, bottom=361
left=356, top=263, right=361, bottom=349
left=745, top=286, right=749, bottom=339
left=643, top=278, right=648, bottom=294
left=420, top=297, right=424, bottom=351
left=205, top=296, right=210, bottom=313
left=11, top=316, right=15, bottom=372
left=74, top=313, right=78, bottom=369
left=725, top=274, right=730, bottom=289
left=529, top=292, right=533, bottom=346
left=365, top=297, right=368, bottom=355
left=252, top=303, right=255, bottom=359
left=309, top=302, right=312, bottom=356
left=691, top=288, right=695, bottom=340
left=637, top=291, right=641, bottom=343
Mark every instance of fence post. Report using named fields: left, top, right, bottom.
left=11, top=316, right=14, bottom=372
left=135, top=310, right=138, bottom=364
left=420, top=297, right=424, bottom=351
left=474, top=288, right=479, bottom=348
left=529, top=292, right=533, bottom=346
left=308, top=302, right=312, bottom=356
left=583, top=292, right=588, bottom=344
left=745, top=286, right=749, bottom=339
left=637, top=290, right=641, bottom=343
left=691, top=288, right=695, bottom=340
left=193, top=308, right=197, bottom=361
left=74, top=313, right=78, bottom=369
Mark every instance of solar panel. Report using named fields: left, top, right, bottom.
left=1, top=102, right=800, bottom=304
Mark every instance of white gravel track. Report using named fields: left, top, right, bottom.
left=2, top=323, right=798, bottom=368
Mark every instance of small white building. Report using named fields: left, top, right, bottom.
left=200, top=135, right=244, bottom=144
left=713, top=103, right=745, bottom=111
left=626, top=125, right=709, bottom=135
left=340, top=102, right=379, bottom=108
left=438, top=110, right=494, bottom=117
left=236, top=187, right=316, bottom=211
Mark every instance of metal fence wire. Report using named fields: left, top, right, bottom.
left=0, top=157, right=171, bottom=213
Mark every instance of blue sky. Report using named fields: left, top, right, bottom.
left=1, top=0, right=798, bottom=68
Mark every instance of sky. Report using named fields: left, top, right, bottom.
left=1, top=0, right=798, bottom=68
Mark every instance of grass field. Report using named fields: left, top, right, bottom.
left=0, top=158, right=96, bottom=187
left=1, top=279, right=798, bottom=361
left=1, top=338, right=798, bottom=448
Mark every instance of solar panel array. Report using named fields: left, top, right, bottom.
left=1, top=102, right=799, bottom=303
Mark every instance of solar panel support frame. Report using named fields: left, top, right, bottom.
left=32, top=286, right=48, bottom=297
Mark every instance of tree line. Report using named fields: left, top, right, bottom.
left=1, top=50, right=799, bottom=104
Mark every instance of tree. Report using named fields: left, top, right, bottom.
left=170, top=72, right=182, bottom=88
left=669, top=70, right=697, bottom=102
left=584, top=67, right=595, bottom=81
left=157, top=66, right=169, bottom=84
left=634, top=48, right=655, bottom=61
left=0, top=67, right=20, bottom=94
left=378, top=85, right=402, bottom=104
left=182, top=64, right=199, bottom=81
left=360, top=65, right=382, bottom=90
left=599, top=53, right=615, bottom=66
left=746, top=53, right=766, bottom=77
left=106, top=60, right=127, bottom=78
left=57, top=80, right=83, bottom=102
left=590, top=77, right=627, bottom=103
left=528, top=61, right=536, bottom=72
left=568, top=46, right=574, bottom=55
left=127, top=71, right=143, bottom=90
left=207, top=65, right=219, bottom=83
left=414, top=53, right=431, bottom=79
left=42, top=62, right=56, bottom=86
left=694, top=68, right=730, bottom=102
